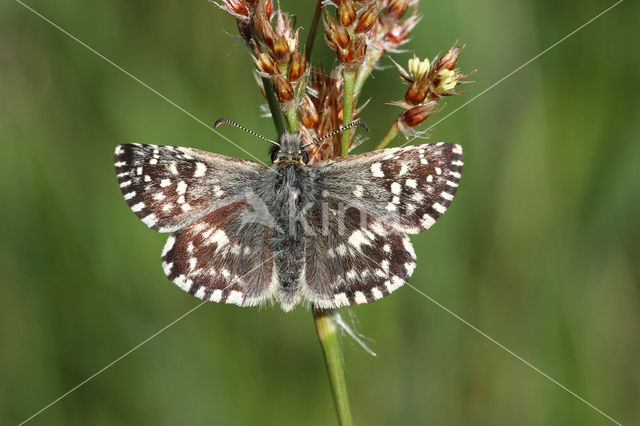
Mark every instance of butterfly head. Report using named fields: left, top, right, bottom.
left=270, top=131, right=309, bottom=165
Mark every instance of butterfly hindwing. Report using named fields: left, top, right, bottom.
left=303, top=198, right=416, bottom=308
left=114, top=143, right=267, bottom=233
left=161, top=198, right=275, bottom=306
left=313, top=143, right=463, bottom=234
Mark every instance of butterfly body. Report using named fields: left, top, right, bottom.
left=114, top=131, right=463, bottom=311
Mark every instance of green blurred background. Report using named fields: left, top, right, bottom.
left=1, top=0, right=639, bottom=424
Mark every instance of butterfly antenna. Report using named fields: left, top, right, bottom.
left=214, top=118, right=279, bottom=146
left=302, top=120, right=369, bottom=148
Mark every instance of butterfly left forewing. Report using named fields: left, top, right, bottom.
left=114, top=143, right=267, bottom=233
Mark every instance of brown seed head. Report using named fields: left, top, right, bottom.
left=272, top=73, right=294, bottom=103
left=324, top=15, right=350, bottom=49
left=337, top=34, right=367, bottom=70
left=436, top=44, right=461, bottom=71
left=288, top=51, right=307, bottom=82
left=404, top=74, right=430, bottom=105
left=298, top=95, right=320, bottom=128
left=385, top=0, right=410, bottom=20
left=399, top=101, right=439, bottom=128
left=338, top=0, right=357, bottom=26
left=355, top=2, right=381, bottom=33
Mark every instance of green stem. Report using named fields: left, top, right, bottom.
left=262, top=77, right=285, bottom=136
left=305, top=0, right=324, bottom=62
left=374, top=121, right=399, bottom=150
left=285, top=107, right=298, bottom=132
left=353, top=48, right=384, bottom=98
left=313, top=309, right=353, bottom=426
left=341, top=69, right=356, bottom=156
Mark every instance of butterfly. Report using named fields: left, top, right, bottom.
left=114, top=119, right=463, bottom=311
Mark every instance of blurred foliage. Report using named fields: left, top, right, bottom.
left=1, top=0, right=639, bottom=425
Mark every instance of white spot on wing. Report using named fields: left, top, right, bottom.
left=124, top=191, right=136, bottom=200
left=334, top=293, right=349, bottom=306
left=142, top=213, right=158, bottom=228
left=176, top=181, right=187, bottom=195
left=406, top=179, right=417, bottom=188
left=353, top=185, right=364, bottom=198
left=371, top=162, right=384, bottom=177
left=354, top=291, right=367, bottom=304
left=433, top=203, right=447, bottom=214
left=391, top=182, right=402, bottom=195
left=194, top=162, right=207, bottom=177
left=211, top=229, right=229, bottom=248
left=162, top=236, right=176, bottom=256
left=371, top=288, right=383, bottom=300
left=131, top=202, right=145, bottom=212
left=210, top=289, right=223, bottom=302
left=227, top=290, right=244, bottom=306
left=160, top=179, right=171, bottom=187
left=348, top=230, right=370, bottom=250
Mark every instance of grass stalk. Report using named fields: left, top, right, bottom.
left=313, top=309, right=354, bottom=426
left=341, top=69, right=356, bottom=156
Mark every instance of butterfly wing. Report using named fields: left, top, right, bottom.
left=160, top=197, right=275, bottom=307
left=312, top=143, right=463, bottom=234
left=114, top=143, right=267, bottom=233
left=301, top=142, right=463, bottom=307
left=303, top=198, right=415, bottom=308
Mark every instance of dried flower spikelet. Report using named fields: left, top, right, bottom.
left=324, top=0, right=374, bottom=70
left=354, top=2, right=380, bottom=34
left=428, top=43, right=474, bottom=98
left=288, top=50, right=306, bottom=82
left=298, top=94, right=320, bottom=129
left=397, top=100, right=439, bottom=136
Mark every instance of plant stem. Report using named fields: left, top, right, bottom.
left=353, top=48, right=384, bottom=98
left=262, top=77, right=285, bottom=136
left=341, top=69, right=356, bottom=156
left=313, top=309, right=353, bottom=426
left=285, top=107, right=298, bottom=132
left=374, top=121, right=399, bottom=150
left=305, top=0, right=324, bottom=62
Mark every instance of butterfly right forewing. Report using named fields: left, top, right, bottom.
left=313, top=143, right=463, bottom=234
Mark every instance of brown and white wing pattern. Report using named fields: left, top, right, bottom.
left=114, top=143, right=267, bottom=233
left=312, top=143, right=463, bottom=234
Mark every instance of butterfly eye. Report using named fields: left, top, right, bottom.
left=270, top=145, right=279, bottom=163
left=301, top=148, right=309, bottom=164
